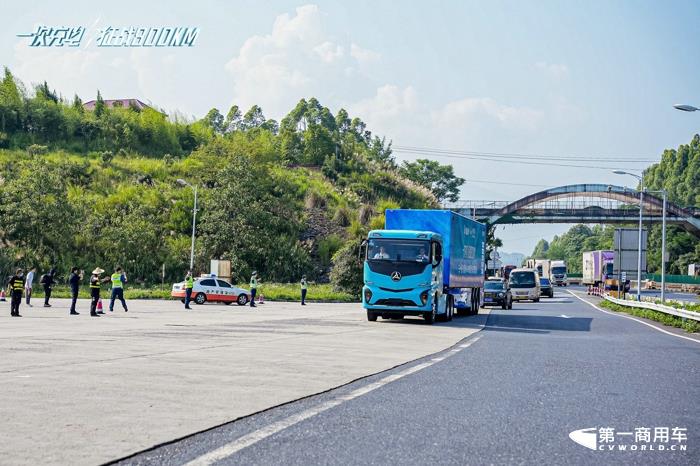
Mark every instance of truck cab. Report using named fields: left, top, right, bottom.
left=363, top=230, right=447, bottom=324
left=550, top=260, right=567, bottom=286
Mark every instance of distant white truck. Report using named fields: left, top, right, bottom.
left=582, top=250, right=614, bottom=286
left=550, top=260, right=567, bottom=286
left=525, top=259, right=552, bottom=281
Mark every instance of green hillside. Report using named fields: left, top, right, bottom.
left=0, top=68, right=457, bottom=293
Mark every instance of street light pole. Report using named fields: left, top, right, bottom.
left=637, top=178, right=644, bottom=301
left=177, top=179, right=198, bottom=271
left=661, top=189, right=667, bottom=302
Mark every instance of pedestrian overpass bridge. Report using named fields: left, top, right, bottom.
left=446, top=184, right=700, bottom=237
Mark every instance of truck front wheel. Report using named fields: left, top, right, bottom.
left=367, top=310, right=377, bottom=322
left=424, top=295, right=437, bottom=325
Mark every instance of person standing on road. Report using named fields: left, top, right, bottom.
left=249, top=271, right=258, bottom=308
left=184, top=271, right=194, bottom=309
left=24, top=267, right=36, bottom=307
left=8, top=268, right=24, bottom=317
left=89, top=268, right=107, bottom=317
left=68, top=267, right=83, bottom=315
left=40, top=268, right=56, bottom=308
left=109, top=267, right=128, bottom=312
left=300, top=275, right=308, bottom=306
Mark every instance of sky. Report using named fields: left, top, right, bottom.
left=3, top=0, right=699, bottom=254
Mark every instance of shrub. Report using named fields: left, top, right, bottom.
left=27, top=144, right=48, bottom=156
left=329, top=240, right=362, bottom=297
left=318, top=234, right=344, bottom=266
left=333, top=206, right=351, bottom=227
left=358, top=204, right=373, bottom=225
left=305, top=190, right=326, bottom=209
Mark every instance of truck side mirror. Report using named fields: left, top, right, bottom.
left=359, top=240, right=367, bottom=261
left=432, top=242, right=442, bottom=265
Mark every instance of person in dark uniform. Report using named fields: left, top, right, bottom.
left=184, top=271, right=194, bottom=309
left=89, top=267, right=106, bottom=317
left=68, top=267, right=83, bottom=315
left=8, top=268, right=25, bottom=317
left=249, top=271, right=258, bottom=308
left=300, top=275, right=308, bottom=306
left=41, top=268, right=57, bottom=307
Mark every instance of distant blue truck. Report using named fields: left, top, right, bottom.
left=362, top=209, right=486, bottom=324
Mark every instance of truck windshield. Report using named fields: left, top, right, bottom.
left=552, top=266, right=567, bottom=275
left=367, top=239, right=430, bottom=262
left=510, top=272, right=536, bottom=287
left=484, top=281, right=505, bottom=290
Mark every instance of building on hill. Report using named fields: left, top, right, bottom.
left=83, top=98, right=150, bottom=111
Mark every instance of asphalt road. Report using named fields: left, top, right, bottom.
left=567, top=284, right=699, bottom=303
left=118, top=291, right=700, bottom=466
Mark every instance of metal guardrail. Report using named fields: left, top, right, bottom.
left=604, top=294, right=700, bottom=322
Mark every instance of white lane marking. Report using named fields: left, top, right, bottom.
left=184, top=335, right=482, bottom=466
left=560, top=314, right=570, bottom=319
left=568, top=291, right=700, bottom=344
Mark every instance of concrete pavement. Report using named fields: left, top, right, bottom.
left=128, top=291, right=700, bottom=466
left=0, top=298, right=487, bottom=465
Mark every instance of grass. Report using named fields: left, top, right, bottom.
left=17, top=283, right=357, bottom=303
left=600, top=299, right=700, bottom=333
left=256, top=283, right=356, bottom=303
left=653, top=299, right=700, bottom=313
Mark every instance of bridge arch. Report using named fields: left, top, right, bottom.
left=453, top=184, right=700, bottom=236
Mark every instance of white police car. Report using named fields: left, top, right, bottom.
left=171, top=275, right=251, bottom=306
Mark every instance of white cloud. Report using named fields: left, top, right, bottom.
left=224, top=4, right=382, bottom=119
left=535, top=61, right=569, bottom=79
left=313, top=41, right=344, bottom=63
left=432, top=97, right=544, bottom=132
left=350, top=43, right=381, bottom=64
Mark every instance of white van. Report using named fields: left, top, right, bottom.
left=508, top=268, right=541, bottom=302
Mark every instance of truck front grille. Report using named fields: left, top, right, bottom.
left=375, top=298, right=417, bottom=307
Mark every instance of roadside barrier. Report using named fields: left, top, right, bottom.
left=604, top=294, right=700, bottom=322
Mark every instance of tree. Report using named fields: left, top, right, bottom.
left=399, top=159, right=465, bottom=203
left=531, top=239, right=549, bottom=258
left=94, top=90, right=105, bottom=118
left=202, top=108, right=224, bottom=135
left=223, top=105, right=242, bottom=133
left=242, top=105, right=266, bottom=130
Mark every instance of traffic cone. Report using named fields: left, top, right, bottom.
left=0, top=289, right=5, bottom=302
left=97, top=299, right=103, bottom=312
left=258, top=293, right=265, bottom=304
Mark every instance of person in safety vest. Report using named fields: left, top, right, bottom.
left=89, top=268, right=108, bottom=317
left=300, top=275, right=308, bottom=306
left=109, top=267, right=128, bottom=312
left=184, top=271, right=194, bottom=309
left=8, top=268, right=25, bottom=317
left=249, top=271, right=258, bottom=308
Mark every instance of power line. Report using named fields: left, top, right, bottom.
left=392, top=148, right=645, bottom=170
left=465, top=179, right=550, bottom=187
left=393, top=145, right=658, bottom=162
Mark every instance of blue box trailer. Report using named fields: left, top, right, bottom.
left=362, top=209, right=486, bottom=324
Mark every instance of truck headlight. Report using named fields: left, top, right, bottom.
left=420, top=291, right=429, bottom=305
left=498, top=292, right=504, bottom=298
left=364, top=288, right=372, bottom=303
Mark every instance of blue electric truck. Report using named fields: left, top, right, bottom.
left=362, top=209, right=486, bottom=324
